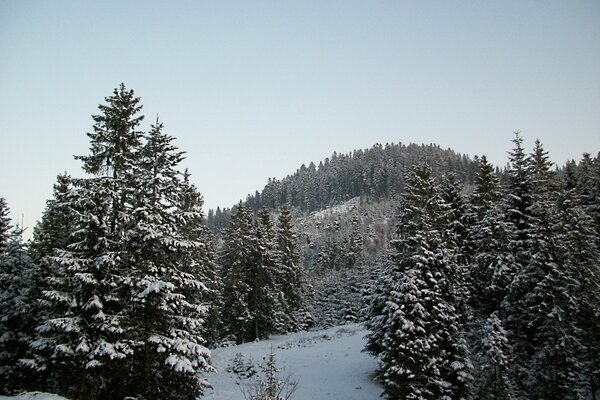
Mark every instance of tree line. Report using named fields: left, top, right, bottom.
left=0, top=85, right=308, bottom=400
left=365, top=135, right=600, bottom=399
left=207, top=141, right=478, bottom=235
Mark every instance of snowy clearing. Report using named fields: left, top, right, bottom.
left=203, top=323, right=383, bottom=400
left=0, top=393, right=67, bottom=400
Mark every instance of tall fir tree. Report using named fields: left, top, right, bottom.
left=276, top=206, right=312, bottom=331
left=120, top=120, right=214, bottom=400
left=0, top=198, right=11, bottom=252
left=0, top=222, right=35, bottom=394
left=29, top=174, right=74, bottom=262
left=178, top=170, right=223, bottom=346
left=30, top=86, right=216, bottom=399
left=219, top=203, right=261, bottom=343
left=374, top=164, right=471, bottom=398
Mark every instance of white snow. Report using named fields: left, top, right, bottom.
left=203, top=323, right=383, bottom=400
left=311, top=197, right=361, bottom=219
left=0, top=393, right=67, bottom=400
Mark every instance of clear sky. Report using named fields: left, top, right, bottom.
left=1, top=0, right=599, bottom=235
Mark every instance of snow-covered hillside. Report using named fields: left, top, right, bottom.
left=204, top=323, right=382, bottom=400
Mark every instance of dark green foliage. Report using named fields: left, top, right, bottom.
left=367, top=137, right=600, bottom=400
left=0, top=198, right=11, bottom=252
left=220, top=204, right=276, bottom=342
left=277, top=207, right=312, bottom=330
left=370, top=164, right=472, bottom=399
left=0, top=224, right=35, bottom=395
left=25, top=86, right=215, bottom=400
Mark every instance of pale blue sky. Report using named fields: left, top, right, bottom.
left=1, top=0, right=599, bottom=234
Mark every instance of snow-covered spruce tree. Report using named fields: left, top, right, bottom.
left=32, top=84, right=144, bottom=399
left=518, top=186, right=600, bottom=399
left=465, top=154, right=516, bottom=396
left=22, top=174, right=77, bottom=393
left=440, top=172, right=470, bottom=264
left=178, top=169, right=223, bottom=346
left=474, top=313, right=513, bottom=399
left=345, top=214, right=364, bottom=268
left=501, top=139, right=560, bottom=396
left=467, top=155, right=512, bottom=316
left=220, top=203, right=257, bottom=343
left=0, top=198, right=11, bottom=252
left=120, top=120, right=213, bottom=400
left=254, top=208, right=285, bottom=337
left=575, top=152, right=600, bottom=247
left=276, top=206, right=312, bottom=331
left=33, top=176, right=132, bottom=399
left=0, top=222, right=35, bottom=394
left=363, top=256, right=394, bottom=356
left=555, top=193, right=600, bottom=397
left=376, top=163, right=471, bottom=399
left=29, top=174, right=75, bottom=262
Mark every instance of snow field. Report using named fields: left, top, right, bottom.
left=204, top=323, right=383, bottom=400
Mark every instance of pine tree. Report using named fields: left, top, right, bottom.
left=120, top=120, right=213, bottom=399
left=30, top=86, right=217, bottom=399
left=276, top=207, right=311, bottom=331
left=31, top=86, right=145, bottom=399
left=29, top=174, right=74, bottom=262
left=220, top=204, right=264, bottom=342
left=375, top=164, right=471, bottom=398
left=475, top=313, right=513, bottom=399
left=467, top=155, right=511, bottom=315
left=346, top=214, right=363, bottom=268
left=0, top=224, right=34, bottom=394
left=178, top=170, right=222, bottom=346
left=254, top=208, right=284, bottom=337
left=76, top=83, right=144, bottom=179
left=33, top=176, right=131, bottom=399
left=0, top=198, right=11, bottom=252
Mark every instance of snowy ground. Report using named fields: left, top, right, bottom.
left=203, top=323, right=383, bottom=400
left=1, top=324, right=382, bottom=400
left=0, top=393, right=67, bottom=400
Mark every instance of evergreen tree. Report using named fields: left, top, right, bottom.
left=0, top=225, right=34, bottom=394
left=276, top=207, right=311, bottom=331
left=0, top=198, right=11, bottom=252
left=33, top=176, right=130, bottom=399
left=179, top=170, right=222, bottom=346
left=346, top=214, right=363, bottom=268
left=31, top=85, right=146, bottom=399
left=29, top=174, right=74, bottom=262
left=467, top=155, right=511, bottom=315
left=220, top=204, right=273, bottom=342
left=76, top=83, right=144, bottom=179
left=253, top=208, right=284, bottom=337
left=30, top=86, right=215, bottom=399
left=120, top=120, right=213, bottom=399
left=375, top=164, right=471, bottom=398
left=475, top=313, right=513, bottom=399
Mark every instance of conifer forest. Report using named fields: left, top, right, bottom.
left=1, top=85, right=599, bottom=399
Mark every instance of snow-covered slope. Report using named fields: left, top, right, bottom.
left=203, top=323, right=383, bottom=400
